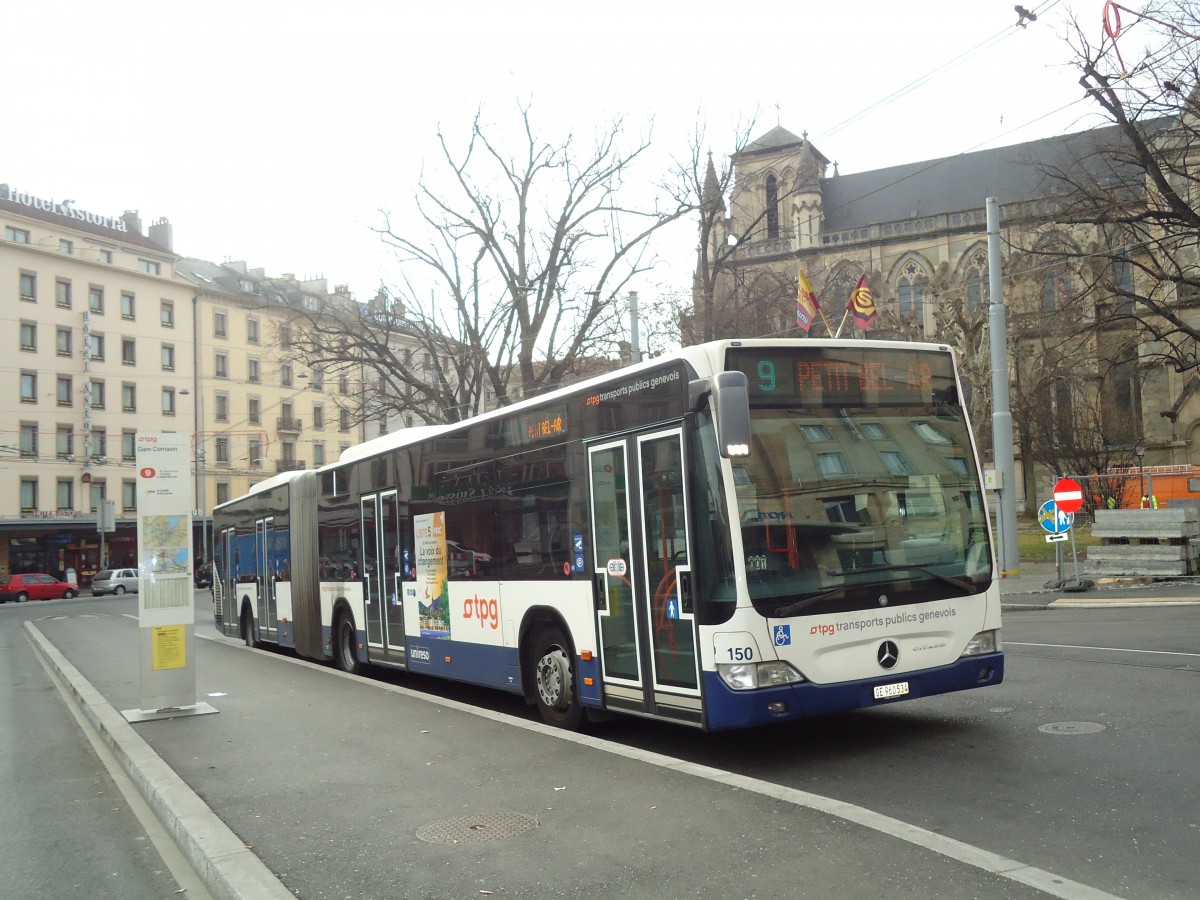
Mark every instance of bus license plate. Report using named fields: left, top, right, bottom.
left=873, top=681, right=909, bottom=700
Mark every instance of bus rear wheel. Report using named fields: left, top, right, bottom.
left=335, top=614, right=362, bottom=675
left=241, top=608, right=259, bottom=648
left=529, top=626, right=583, bottom=730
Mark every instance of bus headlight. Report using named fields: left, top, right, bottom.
left=960, top=630, right=1000, bottom=656
left=717, top=661, right=805, bottom=690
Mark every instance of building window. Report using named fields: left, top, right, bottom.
left=19, top=272, right=36, bottom=301
left=247, top=437, right=262, bottom=467
left=122, top=480, right=137, bottom=513
left=89, top=481, right=106, bottom=513
left=91, top=427, right=107, bottom=459
left=161, top=300, right=175, bottom=327
left=216, top=482, right=231, bottom=505
left=799, top=424, right=831, bottom=442
left=57, top=479, right=74, bottom=511
left=20, top=478, right=38, bottom=513
left=89, top=286, right=104, bottom=313
left=59, top=239, right=73, bottom=255
left=215, top=437, right=230, bottom=464
left=56, top=426, right=73, bottom=459
left=247, top=317, right=260, bottom=343
left=313, top=442, right=326, bottom=466
left=248, top=396, right=261, bottom=425
left=897, top=260, right=927, bottom=322
left=310, top=369, right=324, bottom=391
left=861, top=422, right=888, bottom=440
left=340, top=408, right=351, bottom=433
left=247, top=358, right=261, bottom=383
left=765, top=174, right=779, bottom=239
left=161, top=344, right=175, bottom=370
left=162, top=388, right=176, bottom=415
left=20, top=371, right=37, bottom=403
left=313, top=404, right=325, bottom=431
left=20, top=422, right=38, bottom=458
left=5, top=226, right=31, bottom=243
left=912, top=421, right=951, bottom=444
left=280, top=324, right=292, bottom=349
left=214, top=351, right=228, bottom=378
left=56, top=327, right=72, bottom=357
left=89, top=379, right=105, bottom=410
left=57, top=376, right=73, bottom=407
left=121, top=292, right=135, bottom=319
left=339, top=372, right=349, bottom=395
left=965, top=250, right=988, bottom=312
left=20, top=321, right=37, bottom=351
left=121, top=337, right=136, bottom=365
left=880, top=451, right=914, bottom=476
left=214, top=310, right=227, bottom=338
left=215, top=392, right=229, bottom=422
left=281, top=362, right=293, bottom=387
left=99, top=249, right=113, bottom=264
left=122, top=383, right=136, bottom=412
left=89, top=333, right=105, bottom=360
left=817, top=452, right=848, bottom=477
left=56, top=279, right=71, bottom=308
left=138, top=259, right=161, bottom=275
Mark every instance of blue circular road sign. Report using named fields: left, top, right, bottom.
left=1038, top=499, right=1074, bottom=534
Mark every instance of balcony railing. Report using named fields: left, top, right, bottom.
left=276, top=416, right=303, bottom=433
left=275, top=459, right=306, bottom=473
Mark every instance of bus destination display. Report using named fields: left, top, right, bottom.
left=727, top=347, right=952, bottom=407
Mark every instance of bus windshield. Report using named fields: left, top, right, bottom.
left=726, top=346, right=992, bottom=617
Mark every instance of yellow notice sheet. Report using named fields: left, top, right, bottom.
left=151, top=624, right=187, bottom=670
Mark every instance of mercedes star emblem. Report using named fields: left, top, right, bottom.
left=877, top=640, right=900, bottom=669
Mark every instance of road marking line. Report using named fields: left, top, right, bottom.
left=1007, top=641, right=1200, bottom=659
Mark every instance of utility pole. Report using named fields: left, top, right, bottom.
left=628, top=290, right=642, bottom=363
left=987, top=197, right=1019, bottom=573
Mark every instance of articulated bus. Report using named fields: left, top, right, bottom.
left=212, top=339, right=1003, bottom=731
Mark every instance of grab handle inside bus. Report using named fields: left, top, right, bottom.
left=691, top=371, right=752, bottom=458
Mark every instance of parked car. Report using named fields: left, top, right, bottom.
left=90, top=568, right=140, bottom=596
left=0, top=573, right=78, bottom=603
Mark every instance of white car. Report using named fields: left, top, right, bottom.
left=91, top=568, right=140, bottom=596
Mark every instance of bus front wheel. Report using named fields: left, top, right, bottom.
left=335, top=614, right=362, bottom=675
left=529, top=626, right=583, bottom=730
left=240, top=608, right=259, bottom=648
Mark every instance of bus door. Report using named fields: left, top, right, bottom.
left=256, top=517, right=278, bottom=638
left=361, top=491, right=405, bottom=662
left=588, top=429, right=700, bottom=723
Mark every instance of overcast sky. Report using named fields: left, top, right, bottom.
left=8, top=0, right=1118, bottom=303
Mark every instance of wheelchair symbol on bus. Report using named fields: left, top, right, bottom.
left=774, top=625, right=791, bottom=646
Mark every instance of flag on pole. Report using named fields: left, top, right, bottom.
left=847, top=275, right=878, bottom=330
left=796, top=269, right=820, bottom=333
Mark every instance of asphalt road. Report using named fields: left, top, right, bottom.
left=4, top=584, right=1198, bottom=899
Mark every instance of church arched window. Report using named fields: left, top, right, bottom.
left=964, top=249, right=988, bottom=312
left=765, top=175, right=779, bottom=239
left=897, top=260, right=927, bottom=321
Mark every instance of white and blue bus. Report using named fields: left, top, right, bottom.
left=212, top=339, right=1003, bottom=730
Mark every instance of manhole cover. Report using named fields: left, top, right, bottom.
left=1038, top=721, right=1106, bottom=735
left=416, top=813, right=539, bottom=844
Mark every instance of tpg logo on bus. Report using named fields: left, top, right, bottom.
left=607, top=558, right=627, bottom=577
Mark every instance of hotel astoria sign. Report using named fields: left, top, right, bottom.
left=2, top=184, right=128, bottom=232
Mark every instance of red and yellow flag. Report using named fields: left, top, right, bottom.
left=847, top=275, right=877, bottom=330
left=796, top=269, right=820, bottom=333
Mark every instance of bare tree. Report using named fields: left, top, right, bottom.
left=1036, top=2, right=1200, bottom=372
left=374, top=103, right=691, bottom=415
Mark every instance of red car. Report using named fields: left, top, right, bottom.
left=0, top=573, right=78, bottom=603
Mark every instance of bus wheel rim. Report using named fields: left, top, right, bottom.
left=536, top=647, right=572, bottom=710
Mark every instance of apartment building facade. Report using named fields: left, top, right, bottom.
left=1, top=184, right=192, bottom=582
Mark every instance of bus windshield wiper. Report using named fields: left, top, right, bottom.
left=833, top=563, right=976, bottom=594
left=772, top=587, right=843, bottom=618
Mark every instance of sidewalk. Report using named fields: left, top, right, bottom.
left=25, top=610, right=1101, bottom=900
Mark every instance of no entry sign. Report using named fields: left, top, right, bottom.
left=1053, top=478, right=1084, bottom=514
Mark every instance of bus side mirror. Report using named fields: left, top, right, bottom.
left=691, top=372, right=752, bottom=459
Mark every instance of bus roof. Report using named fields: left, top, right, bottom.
left=317, top=337, right=955, bottom=474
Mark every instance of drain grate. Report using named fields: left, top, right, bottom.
left=1038, top=721, right=1106, bottom=735
left=416, top=813, right=540, bottom=844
